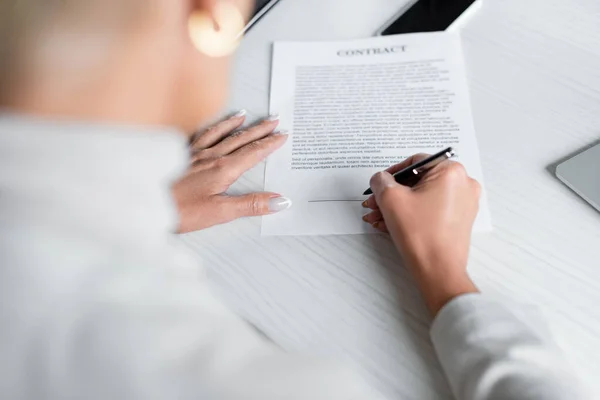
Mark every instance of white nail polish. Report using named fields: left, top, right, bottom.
left=272, top=130, right=289, bottom=136
left=268, top=197, right=292, bottom=213
left=233, top=109, right=247, bottom=118
left=266, top=113, right=280, bottom=121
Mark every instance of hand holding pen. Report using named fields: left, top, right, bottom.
left=361, top=150, right=482, bottom=316
left=363, top=147, right=456, bottom=195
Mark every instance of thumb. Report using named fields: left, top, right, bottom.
left=225, top=192, right=293, bottom=218
left=370, top=171, right=409, bottom=197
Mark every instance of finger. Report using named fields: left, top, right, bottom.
left=372, top=220, right=389, bottom=234
left=221, top=192, right=293, bottom=219
left=210, top=119, right=280, bottom=156
left=370, top=171, right=409, bottom=198
left=385, top=153, right=431, bottom=175
left=362, top=210, right=383, bottom=225
left=225, top=132, right=289, bottom=180
left=361, top=195, right=379, bottom=210
left=192, top=110, right=247, bottom=150
left=363, top=154, right=430, bottom=195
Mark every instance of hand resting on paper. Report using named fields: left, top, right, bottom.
left=362, top=155, right=481, bottom=316
left=173, top=113, right=291, bottom=233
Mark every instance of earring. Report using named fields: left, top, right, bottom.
left=188, top=1, right=245, bottom=58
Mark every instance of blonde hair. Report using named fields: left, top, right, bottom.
left=0, top=0, right=148, bottom=101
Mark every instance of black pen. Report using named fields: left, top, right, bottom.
left=363, top=147, right=456, bottom=195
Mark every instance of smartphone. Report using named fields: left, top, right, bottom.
left=377, top=0, right=480, bottom=36
left=244, top=0, right=282, bottom=34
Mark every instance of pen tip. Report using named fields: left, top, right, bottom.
left=363, top=189, right=372, bottom=196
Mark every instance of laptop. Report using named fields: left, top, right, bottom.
left=244, top=0, right=282, bottom=34
left=556, top=143, right=600, bottom=213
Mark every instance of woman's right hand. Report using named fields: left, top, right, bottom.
left=362, top=156, right=482, bottom=316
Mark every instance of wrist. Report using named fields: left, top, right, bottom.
left=415, top=272, right=478, bottom=317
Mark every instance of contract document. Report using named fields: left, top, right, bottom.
left=263, top=32, right=491, bottom=236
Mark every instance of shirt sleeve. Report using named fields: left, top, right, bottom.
left=430, top=294, right=588, bottom=400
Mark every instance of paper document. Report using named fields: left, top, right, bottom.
left=263, top=32, right=491, bottom=236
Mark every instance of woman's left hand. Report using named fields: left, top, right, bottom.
left=173, top=112, right=291, bottom=233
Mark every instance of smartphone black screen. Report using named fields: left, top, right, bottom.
left=246, top=0, right=281, bottom=33
left=381, top=0, right=477, bottom=35
left=253, top=0, right=274, bottom=15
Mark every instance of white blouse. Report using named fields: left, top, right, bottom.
left=0, top=115, right=587, bottom=400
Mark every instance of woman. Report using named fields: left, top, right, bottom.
left=0, top=0, right=587, bottom=399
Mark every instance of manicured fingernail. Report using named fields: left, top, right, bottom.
left=372, top=221, right=380, bottom=229
left=272, top=130, right=289, bottom=136
left=266, top=113, right=280, bottom=121
left=268, top=197, right=292, bottom=213
left=362, top=200, right=368, bottom=208
left=233, top=109, right=247, bottom=118
left=269, top=197, right=292, bottom=213
left=362, top=214, right=369, bottom=223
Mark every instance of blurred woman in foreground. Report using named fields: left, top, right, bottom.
left=0, top=0, right=587, bottom=399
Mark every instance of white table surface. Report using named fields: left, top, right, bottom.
left=180, top=0, right=600, bottom=398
